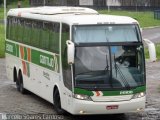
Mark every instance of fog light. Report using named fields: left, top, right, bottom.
left=79, top=110, right=85, bottom=114
left=137, top=108, right=144, bottom=111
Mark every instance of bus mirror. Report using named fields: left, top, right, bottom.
left=140, top=28, right=143, bottom=33
left=66, top=40, right=75, bottom=64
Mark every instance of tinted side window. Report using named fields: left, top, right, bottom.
left=23, top=20, right=32, bottom=45
left=10, top=17, right=17, bottom=41
left=40, top=22, right=50, bottom=50
left=31, top=21, right=42, bottom=47
left=6, top=17, right=11, bottom=39
left=61, top=24, right=72, bottom=90
left=17, top=18, right=24, bottom=42
left=49, top=23, right=60, bottom=53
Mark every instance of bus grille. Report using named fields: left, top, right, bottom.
left=91, top=95, right=133, bottom=102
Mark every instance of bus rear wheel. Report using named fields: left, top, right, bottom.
left=16, top=79, right=20, bottom=91
left=18, top=72, right=27, bottom=94
left=53, top=89, right=65, bottom=114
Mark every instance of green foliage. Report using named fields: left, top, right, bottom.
left=0, top=25, right=5, bottom=58
left=156, top=44, right=160, bottom=60
left=144, top=47, right=149, bottom=59
left=98, top=10, right=160, bottom=28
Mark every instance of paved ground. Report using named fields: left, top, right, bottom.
left=0, top=58, right=160, bottom=120
left=142, top=27, right=160, bottom=44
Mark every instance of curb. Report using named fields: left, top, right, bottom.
left=143, top=26, right=160, bottom=30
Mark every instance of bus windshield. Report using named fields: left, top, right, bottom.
left=73, top=24, right=145, bottom=90
left=74, top=45, right=145, bottom=90
left=73, top=24, right=140, bottom=43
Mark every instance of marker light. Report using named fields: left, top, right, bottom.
left=132, top=92, right=146, bottom=99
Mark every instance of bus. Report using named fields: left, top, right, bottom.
left=5, top=7, right=146, bottom=115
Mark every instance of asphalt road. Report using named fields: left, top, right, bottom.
left=142, top=27, right=160, bottom=43
left=0, top=59, right=160, bottom=120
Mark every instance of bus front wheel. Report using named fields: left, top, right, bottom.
left=53, top=89, right=65, bottom=114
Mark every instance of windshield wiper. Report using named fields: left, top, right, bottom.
left=105, top=54, right=109, bottom=71
left=113, top=54, right=131, bottom=89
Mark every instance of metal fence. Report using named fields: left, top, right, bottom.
left=30, top=0, right=160, bottom=10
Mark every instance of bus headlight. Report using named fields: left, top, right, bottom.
left=74, top=94, right=92, bottom=101
left=132, top=92, right=146, bottom=99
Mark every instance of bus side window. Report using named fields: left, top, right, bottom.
left=17, top=18, right=24, bottom=43
left=23, top=20, right=32, bottom=45
left=40, top=22, right=50, bottom=50
left=49, top=23, right=60, bottom=53
left=31, top=21, right=41, bottom=47
left=61, top=23, right=72, bottom=90
left=10, top=17, right=17, bottom=41
left=6, top=17, right=11, bottom=39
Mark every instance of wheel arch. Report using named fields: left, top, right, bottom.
left=53, top=84, right=62, bottom=103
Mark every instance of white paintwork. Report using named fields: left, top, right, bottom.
left=66, top=40, right=75, bottom=64
left=143, top=39, right=157, bottom=62
left=7, top=6, right=138, bottom=26
left=79, top=0, right=93, bottom=5
left=71, top=96, right=146, bottom=115
left=5, top=6, right=144, bottom=115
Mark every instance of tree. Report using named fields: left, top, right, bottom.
left=0, top=0, right=3, bottom=5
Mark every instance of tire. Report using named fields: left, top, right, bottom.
left=18, top=72, right=27, bottom=94
left=53, top=89, right=65, bottom=114
left=16, top=79, right=20, bottom=92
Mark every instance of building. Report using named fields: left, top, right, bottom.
left=30, top=0, right=160, bottom=9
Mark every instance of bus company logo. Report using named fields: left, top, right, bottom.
left=19, top=46, right=31, bottom=77
left=6, top=44, right=13, bottom=53
left=120, top=91, right=133, bottom=95
left=20, top=46, right=31, bottom=62
left=40, top=55, right=59, bottom=72
left=93, top=91, right=103, bottom=97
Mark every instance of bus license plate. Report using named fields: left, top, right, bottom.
left=106, top=105, right=119, bottom=110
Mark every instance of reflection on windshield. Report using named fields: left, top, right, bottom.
left=74, top=45, right=145, bottom=90
left=75, top=47, right=111, bottom=86
left=111, top=46, right=145, bottom=88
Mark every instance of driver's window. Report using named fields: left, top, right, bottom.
left=61, top=24, right=72, bottom=90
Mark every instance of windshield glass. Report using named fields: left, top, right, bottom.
left=74, top=45, right=145, bottom=90
left=73, top=25, right=140, bottom=43
left=75, top=46, right=111, bottom=88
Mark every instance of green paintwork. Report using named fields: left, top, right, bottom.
left=74, top=86, right=146, bottom=96
left=6, top=41, right=59, bottom=73
left=31, top=49, right=59, bottom=72
left=6, top=41, right=17, bottom=56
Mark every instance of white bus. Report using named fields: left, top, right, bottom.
left=6, top=7, right=146, bottom=115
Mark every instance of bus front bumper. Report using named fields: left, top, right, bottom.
left=71, top=96, right=145, bottom=115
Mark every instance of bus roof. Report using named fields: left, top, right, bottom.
left=7, top=6, right=138, bottom=25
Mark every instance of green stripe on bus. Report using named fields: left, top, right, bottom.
left=16, top=44, right=19, bottom=57
left=6, top=41, right=59, bottom=72
left=31, top=49, right=59, bottom=72
left=24, top=47, right=28, bottom=61
left=74, top=86, right=146, bottom=96
left=6, top=41, right=17, bottom=56
left=74, top=88, right=94, bottom=96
